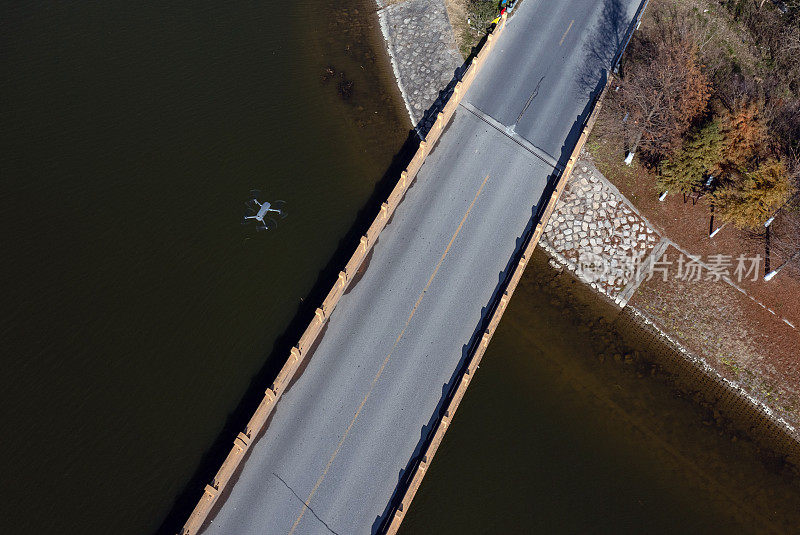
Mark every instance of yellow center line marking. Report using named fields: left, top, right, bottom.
left=288, top=173, right=491, bottom=534
left=559, top=19, right=574, bottom=46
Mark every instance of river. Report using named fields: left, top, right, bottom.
left=1, top=1, right=798, bottom=534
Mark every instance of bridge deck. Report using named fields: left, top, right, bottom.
left=204, top=1, right=642, bottom=533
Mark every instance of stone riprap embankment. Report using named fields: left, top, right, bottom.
left=377, top=0, right=463, bottom=132
left=540, top=156, right=668, bottom=306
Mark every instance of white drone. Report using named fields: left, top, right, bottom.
left=242, top=190, right=287, bottom=231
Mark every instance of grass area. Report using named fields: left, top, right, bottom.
left=586, top=132, right=645, bottom=203
left=444, top=0, right=500, bottom=58
left=672, top=0, right=763, bottom=81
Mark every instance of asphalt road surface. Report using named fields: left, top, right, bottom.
left=203, top=1, right=642, bottom=533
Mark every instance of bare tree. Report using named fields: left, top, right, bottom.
left=613, top=5, right=712, bottom=160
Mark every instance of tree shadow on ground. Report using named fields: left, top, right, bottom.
left=575, top=0, right=639, bottom=98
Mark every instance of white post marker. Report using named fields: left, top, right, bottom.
left=624, top=152, right=634, bottom=165
left=658, top=190, right=668, bottom=202
left=765, top=250, right=800, bottom=282
left=709, top=222, right=726, bottom=238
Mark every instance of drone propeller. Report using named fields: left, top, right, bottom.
left=256, top=217, right=278, bottom=231
left=244, top=199, right=261, bottom=213
left=271, top=200, right=288, bottom=219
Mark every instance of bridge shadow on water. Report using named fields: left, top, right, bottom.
left=372, top=69, right=607, bottom=535
left=158, top=125, right=422, bottom=533
left=158, top=21, right=488, bottom=535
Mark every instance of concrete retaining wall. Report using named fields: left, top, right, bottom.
left=180, top=14, right=508, bottom=535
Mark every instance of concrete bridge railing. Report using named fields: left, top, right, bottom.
left=382, top=72, right=612, bottom=535
left=180, top=14, right=508, bottom=535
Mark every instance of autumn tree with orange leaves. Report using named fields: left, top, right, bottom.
left=719, top=102, right=769, bottom=169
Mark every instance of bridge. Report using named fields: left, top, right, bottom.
left=183, top=0, right=645, bottom=533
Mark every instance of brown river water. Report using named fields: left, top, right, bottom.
left=1, top=1, right=798, bottom=533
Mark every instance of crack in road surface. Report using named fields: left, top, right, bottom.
left=515, top=75, right=545, bottom=124
left=273, top=473, right=340, bottom=535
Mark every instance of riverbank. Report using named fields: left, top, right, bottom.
left=376, top=0, right=464, bottom=132
left=540, top=148, right=800, bottom=446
